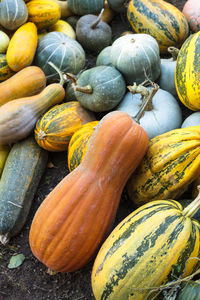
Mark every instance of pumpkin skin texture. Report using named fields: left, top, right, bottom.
left=0, top=137, right=48, bottom=245
left=182, top=0, right=200, bottom=33
left=181, top=112, right=200, bottom=128
left=127, top=0, right=189, bottom=54
left=0, top=83, right=65, bottom=144
left=0, top=0, right=28, bottom=30
left=0, top=54, right=14, bottom=82
left=27, top=0, right=61, bottom=30
left=107, top=0, right=126, bottom=13
left=0, top=31, right=10, bottom=54
left=35, top=101, right=96, bottom=152
left=34, top=32, right=85, bottom=82
left=0, top=144, right=10, bottom=177
left=127, top=126, right=200, bottom=207
left=6, top=22, right=38, bottom=72
left=0, top=66, right=46, bottom=106
left=177, top=280, right=200, bottom=300
left=48, top=20, right=76, bottom=39
left=116, top=88, right=182, bottom=139
left=73, top=66, right=126, bottom=112
left=68, top=0, right=105, bottom=16
left=96, top=46, right=112, bottom=67
left=68, top=120, right=99, bottom=172
left=76, top=14, right=112, bottom=54
left=110, top=34, right=161, bottom=85
left=175, top=31, right=200, bottom=111
left=29, top=111, right=149, bottom=273
left=91, top=196, right=200, bottom=300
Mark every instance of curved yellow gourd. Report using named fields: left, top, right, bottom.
left=48, top=20, right=76, bottom=39
left=6, top=22, right=38, bottom=72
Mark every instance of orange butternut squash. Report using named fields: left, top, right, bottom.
left=29, top=110, right=149, bottom=273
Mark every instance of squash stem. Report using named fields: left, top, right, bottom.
left=73, top=85, right=93, bottom=94
left=183, top=186, right=200, bottom=218
left=91, top=8, right=104, bottom=29
left=65, top=73, right=78, bottom=85
left=48, top=62, right=64, bottom=86
left=167, top=47, right=179, bottom=61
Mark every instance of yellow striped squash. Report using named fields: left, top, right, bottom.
left=35, top=101, right=96, bottom=152
left=92, top=191, right=200, bottom=300
left=27, top=0, right=61, bottom=30
left=175, top=31, right=200, bottom=111
left=127, top=0, right=189, bottom=54
left=0, top=54, right=14, bottom=82
left=127, top=126, right=200, bottom=207
left=68, top=120, right=99, bottom=172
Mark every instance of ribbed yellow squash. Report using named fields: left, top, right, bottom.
left=68, top=121, right=99, bottom=172
left=92, top=190, right=200, bottom=300
left=127, top=0, right=189, bottom=54
left=127, top=126, right=200, bottom=207
left=175, top=31, right=200, bottom=111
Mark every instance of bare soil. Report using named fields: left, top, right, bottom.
left=0, top=1, right=190, bottom=300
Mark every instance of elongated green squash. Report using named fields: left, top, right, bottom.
left=0, top=137, right=48, bottom=245
left=92, top=190, right=200, bottom=300
left=127, top=126, right=200, bottom=207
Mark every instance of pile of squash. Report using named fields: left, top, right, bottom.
left=0, top=0, right=200, bottom=299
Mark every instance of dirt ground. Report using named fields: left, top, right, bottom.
left=0, top=1, right=191, bottom=300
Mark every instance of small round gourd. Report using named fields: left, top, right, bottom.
left=70, top=65, right=126, bottom=112
left=0, top=31, right=10, bottom=54
left=181, top=112, right=200, bottom=128
left=182, top=0, right=200, bottom=32
left=107, top=0, right=126, bottom=13
left=96, top=46, right=112, bottom=66
left=76, top=12, right=112, bottom=54
left=110, top=34, right=161, bottom=85
left=0, top=0, right=28, bottom=30
left=116, top=87, right=182, bottom=139
left=68, top=0, right=105, bottom=15
left=34, top=32, right=85, bottom=82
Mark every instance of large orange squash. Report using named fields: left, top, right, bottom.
left=29, top=111, right=149, bottom=273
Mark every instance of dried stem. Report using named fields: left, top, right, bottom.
left=91, top=8, right=104, bottom=29
left=168, top=47, right=179, bottom=61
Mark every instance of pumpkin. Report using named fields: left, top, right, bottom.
left=0, top=137, right=48, bottom=245
left=0, top=0, right=28, bottom=30
left=182, top=0, right=200, bottom=33
left=157, top=46, right=179, bottom=96
left=116, top=87, right=182, bottom=139
left=175, top=31, right=200, bottom=111
left=68, top=65, right=126, bottom=112
left=91, top=189, right=200, bottom=300
left=182, top=112, right=200, bottom=128
left=0, top=144, right=10, bottom=177
left=67, top=0, right=105, bottom=16
left=29, top=110, right=149, bottom=273
left=51, top=0, right=73, bottom=18
left=48, top=20, right=76, bottom=39
left=127, top=0, right=189, bottom=54
left=110, top=34, right=161, bottom=85
left=127, top=126, right=200, bottom=207
left=177, top=280, right=200, bottom=300
left=34, top=32, right=85, bottom=82
left=0, top=31, right=10, bottom=53
left=6, top=22, right=38, bottom=72
left=0, top=54, right=14, bottom=82
left=66, top=16, right=80, bottom=30
left=0, top=63, right=65, bottom=144
left=0, top=66, right=46, bottom=106
left=76, top=11, right=112, bottom=54
left=27, top=0, right=61, bottom=30
left=68, top=120, right=99, bottom=172
left=35, top=101, right=96, bottom=152
left=96, top=46, right=112, bottom=67
left=107, top=0, right=126, bottom=13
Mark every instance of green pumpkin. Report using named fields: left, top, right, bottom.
left=72, top=65, right=126, bottom=112
left=68, top=0, right=105, bottom=15
left=96, top=46, right=112, bottom=67
left=177, top=280, right=200, bottom=300
left=108, top=0, right=126, bottom=12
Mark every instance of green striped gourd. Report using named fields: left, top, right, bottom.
left=175, top=31, right=200, bottom=111
left=92, top=189, right=200, bottom=300
left=0, top=54, right=14, bottom=82
left=127, top=126, right=200, bottom=207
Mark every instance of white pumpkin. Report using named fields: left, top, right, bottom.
left=116, top=88, right=182, bottom=139
left=110, top=33, right=161, bottom=85
left=181, top=112, right=200, bottom=128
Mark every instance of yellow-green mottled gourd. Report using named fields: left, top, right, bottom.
left=175, top=31, right=200, bottom=111
left=127, top=126, right=200, bottom=207
left=92, top=189, right=200, bottom=300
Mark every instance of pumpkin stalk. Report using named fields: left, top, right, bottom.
left=65, top=72, right=93, bottom=94
left=48, top=62, right=64, bottom=86
left=91, top=8, right=104, bottom=29
left=0, top=233, right=10, bottom=245
left=167, top=46, right=179, bottom=61
left=182, top=186, right=200, bottom=218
